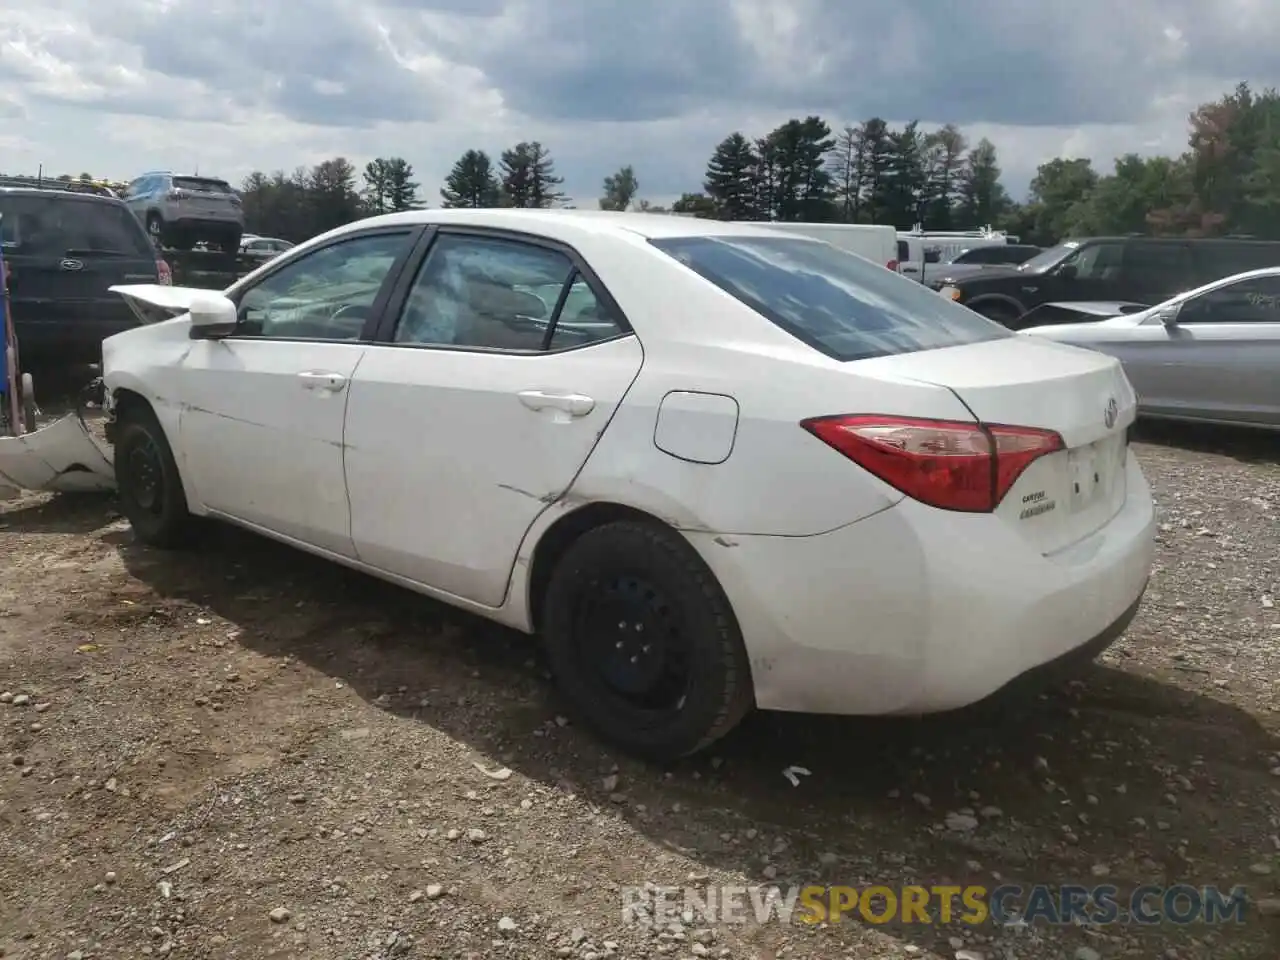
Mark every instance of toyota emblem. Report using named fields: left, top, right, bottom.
left=1104, top=397, right=1118, bottom=429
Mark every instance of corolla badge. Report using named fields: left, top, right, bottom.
left=1104, top=396, right=1119, bottom=429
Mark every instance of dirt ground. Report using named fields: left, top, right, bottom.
left=2, top=412, right=1279, bottom=959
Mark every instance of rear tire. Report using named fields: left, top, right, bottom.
left=114, top=407, right=194, bottom=548
left=541, top=520, right=754, bottom=761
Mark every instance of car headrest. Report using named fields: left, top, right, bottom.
left=468, top=282, right=547, bottom=319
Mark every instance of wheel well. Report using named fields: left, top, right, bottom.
left=112, top=388, right=154, bottom=423
left=527, top=502, right=674, bottom=634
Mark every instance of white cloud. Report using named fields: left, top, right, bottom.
left=0, top=0, right=1277, bottom=206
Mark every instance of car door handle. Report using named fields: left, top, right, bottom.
left=298, top=371, right=347, bottom=392
left=517, top=390, right=595, bottom=417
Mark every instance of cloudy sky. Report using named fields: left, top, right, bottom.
left=1, top=0, right=1277, bottom=207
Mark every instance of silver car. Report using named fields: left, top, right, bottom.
left=1022, top=267, right=1280, bottom=430
left=240, top=236, right=295, bottom=263
left=123, top=172, right=244, bottom=252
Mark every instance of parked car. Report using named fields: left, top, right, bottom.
left=0, top=179, right=170, bottom=364
left=897, top=228, right=1022, bottom=283
left=932, top=236, right=1280, bottom=327
left=240, top=236, right=295, bottom=263
left=122, top=172, right=244, bottom=253
left=907, top=243, right=1044, bottom=287
left=99, top=209, right=1156, bottom=760
left=1022, top=267, right=1280, bottom=430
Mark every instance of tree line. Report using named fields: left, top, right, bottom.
left=29, top=82, right=1278, bottom=246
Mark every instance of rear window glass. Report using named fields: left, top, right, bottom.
left=0, top=195, right=153, bottom=257
left=651, top=235, right=1011, bottom=361
left=174, top=177, right=233, bottom=194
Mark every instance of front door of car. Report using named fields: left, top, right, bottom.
left=343, top=229, right=644, bottom=607
left=176, top=227, right=421, bottom=554
left=1114, top=275, right=1280, bottom=424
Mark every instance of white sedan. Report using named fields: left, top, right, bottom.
left=101, top=209, right=1156, bottom=760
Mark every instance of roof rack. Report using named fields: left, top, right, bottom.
left=900, top=223, right=1008, bottom=239
left=0, top=175, right=117, bottom=198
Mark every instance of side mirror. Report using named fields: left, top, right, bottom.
left=187, top=294, right=239, bottom=340
left=1158, top=308, right=1180, bottom=328
left=1056, top=263, right=1078, bottom=280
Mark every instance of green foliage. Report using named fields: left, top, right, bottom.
left=440, top=150, right=501, bottom=208
left=599, top=165, right=639, bottom=211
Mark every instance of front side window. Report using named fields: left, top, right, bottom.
left=651, top=235, right=1011, bottom=362
left=1062, top=242, right=1124, bottom=281
left=235, top=231, right=414, bottom=339
left=1179, top=276, right=1280, bottom=324
left=392, top=233, right=625, bottom=351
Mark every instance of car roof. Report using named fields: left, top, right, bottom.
left=0, top=187, right=124, bottom=205
left=321, top=208, right=814, bottom=244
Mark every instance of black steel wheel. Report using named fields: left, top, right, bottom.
left=541, top=520, right=754, bottom=761
left=114, top=407, right=194, bottom=547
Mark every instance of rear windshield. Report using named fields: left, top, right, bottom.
left=174, top=177, right=233, bottom=194
left=650, top=235, right=1011, bottom=361
left=0, top=195, right=153, bottom=258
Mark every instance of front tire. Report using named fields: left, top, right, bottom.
left=114, top=408, right=194, bottom=547
left=541, top=520, right=754, bottom=761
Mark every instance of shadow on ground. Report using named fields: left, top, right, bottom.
left=4, top=493, right=1277, bottom=957
left=1133, top=420, right=1280, bottom=465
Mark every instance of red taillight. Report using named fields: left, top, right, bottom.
left=800, top=414, right=1063, bottom=513
left=156, top=259, right=172, bottom=285
left=886, top=259, right=899, bottom=271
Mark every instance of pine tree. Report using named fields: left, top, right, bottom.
left=440, top=150, right=501, bottom=208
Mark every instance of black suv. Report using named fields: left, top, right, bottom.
left=1, top=180, right=167, bottom=364
left=930, top=236, right=1280, bottom=328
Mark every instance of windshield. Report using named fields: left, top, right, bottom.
left=1017, top=242, right=1079, bottom=273
left=650, top=235, right=1011, bottom=362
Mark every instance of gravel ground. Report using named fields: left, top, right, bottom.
left=1, top=417, right=1279, bottom=960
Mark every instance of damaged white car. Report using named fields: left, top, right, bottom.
left=100, top=209, right=1155, bottom=760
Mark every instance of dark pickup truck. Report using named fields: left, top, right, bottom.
left=929, top=236, right=1280, bottom=328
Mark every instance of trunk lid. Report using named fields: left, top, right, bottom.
left=171, top=177, right=240, bottom=218
left=854, top=335, right=1138, bottom=555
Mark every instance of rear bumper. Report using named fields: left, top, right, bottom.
left=167, top=215, right=242, bottom=230
left=685, top=456, right=1157, bottom=716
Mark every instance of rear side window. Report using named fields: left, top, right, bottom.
left=173, top=177, right=234, bottom=194
left=1196, top=242, right=1280, bottom=278
left=651, top=235, right=1011, bottom=361
left=0, top=196, right=153, bottom=257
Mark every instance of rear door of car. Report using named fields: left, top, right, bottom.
left=1, top=193, right=159, bottom=338
left=1118, top=240, right=1194, bottom=304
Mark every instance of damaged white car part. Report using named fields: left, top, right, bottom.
left=0, top=413, right=115, bottom=497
